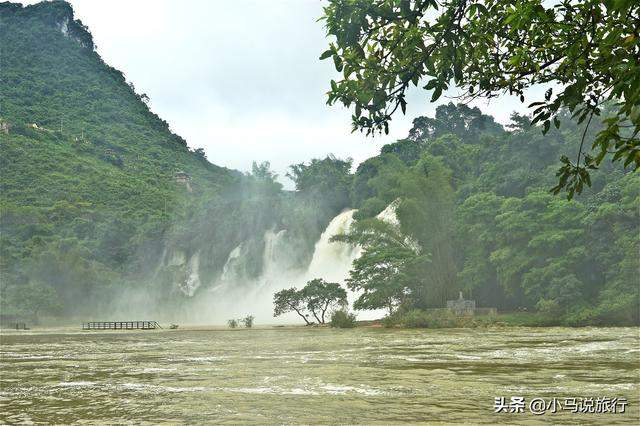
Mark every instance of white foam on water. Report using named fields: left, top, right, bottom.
left=56, top=381, right=95, bottom=387
left=320, top=384, right=385, bottom=396
left=118, top=383, right=207, bottom=393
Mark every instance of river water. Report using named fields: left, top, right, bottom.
left=1, top=327, right=638, bottom=424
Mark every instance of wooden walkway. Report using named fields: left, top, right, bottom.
left=82, top=321, right=162, bottom=330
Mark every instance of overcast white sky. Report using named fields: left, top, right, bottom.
left=26, top=0, right=532, bottom=185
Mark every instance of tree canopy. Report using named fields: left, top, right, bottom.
left=321, top=0, right=639, bottom=198
left=287, top=155, right=354, bottom=217
left=273, top=287, right=313, bottom=325
left=273, top=279, right=348, bottom=324
left=332, top=217, right=428, bottom=313
left=302, top=278, right=348, bottom=323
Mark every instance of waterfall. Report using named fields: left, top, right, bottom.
left=180, top=252, right=201, bottom=297
left=189, top=228, right=301, bottom=324
left=305, top=210, right=360, bottom=283
left=220, top=244, right=243, bottom=283
left=261, top=229, right=288, bottom=280
left=302, top=208, right=391, bottom=321
left=185, top=203, right=400, bottom=324
left=376, top=198, right=401, bottom=226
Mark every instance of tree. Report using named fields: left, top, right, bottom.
left=395, top=155, right=458, bottom=308
left=458, top=190, right=592, bottom=311
left=287, top=155, right=353, bottom=215
left=345, top=152, right=459, bottom=311
left=380, top=139, right=424, bottom=165
left=408, top=103, right=503, bottom=142
left=250, top=161, right=279, bottom=184
left=193, top=147, right=207, bottom=160
left=302, top=278, right=348, bottom=324
left=273, top=287, right=313, bottom=325
left=350, top=154, right=405, bottom=208
left=273, top=281, right=348, bottom=324
left=332, top=218, right=427, bottom=314
left=242, top=315, right=255, bottom=328
left=321, top=0, right=639, bottom=197
left=247, top=161, right=283, bottom=195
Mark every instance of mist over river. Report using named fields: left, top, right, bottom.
left=1, top=327, right=638, bottom=424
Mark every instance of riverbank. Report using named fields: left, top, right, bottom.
left=2, top=311, right=637, bottom=334
left=369, top=309, right=640, bottom=329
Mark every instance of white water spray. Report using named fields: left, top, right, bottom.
left=306, top=210, right=360, bottom=283
left=180, top=252, right=201, bottom=297
left=186, top=203, right=401, bottom=324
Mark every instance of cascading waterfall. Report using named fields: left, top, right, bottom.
left=219, top=244, right=243, bottom=283
left=188, top=227, right=301, bottom=323
left=299, top=209, right=387, bottom=320
left=301, top=203, right=402, bottom=320
left=376, top=198, right=401, bottom=227
left=260, top=229, right=288, bottom=283
left=180, top=252, right=201, bottom=297
left=186, top=202, right=400, bottom=324
left=305, top=209, right=360, bottom=283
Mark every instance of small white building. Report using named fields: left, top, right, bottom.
left=447, top=292, right=476, bottom=316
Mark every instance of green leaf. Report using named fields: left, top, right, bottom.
left=431, top=86, right=442, bottom=102
left=319, top=49, right=333, bottom=60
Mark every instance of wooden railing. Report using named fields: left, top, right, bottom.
left=82, top=321, right=162, bottom=330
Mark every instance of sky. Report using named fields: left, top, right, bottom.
left=25, top=0, right=532, bottom=186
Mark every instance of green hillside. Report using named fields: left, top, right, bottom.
left=0, top=1, right=237, bottom=317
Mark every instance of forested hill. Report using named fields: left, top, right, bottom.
left=0, top=1, right=237, bottom=314
left=345, top=104, right=639, bottom=326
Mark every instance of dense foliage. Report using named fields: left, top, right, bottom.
left=321, top=0, right=639, bottom=198
left=342, top=103, right=638, bottom=325
left=332, top=217, right=428, bottom=313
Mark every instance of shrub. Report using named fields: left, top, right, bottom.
left=535, top=298, right=563, bottom=319
left=384, top=309, right=461, bottom=328
left=242, top=315, right=255, bottom=328
left=593, top=294, right=639, bottom=326
left=400, top=309, right=433, bottom=328
left=330, top=310, right=356, bottom=328
left=382, top=314, right=398, bottom=328
left=227, top=319, right=238, bottom=328
left=563, top=308, right=597, bottom=327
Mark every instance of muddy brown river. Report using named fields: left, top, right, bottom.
left=1, top=326, right=638, bottom=424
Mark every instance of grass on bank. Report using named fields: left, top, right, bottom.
left=374, top=309, right=637, bottom=329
